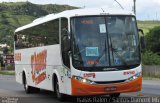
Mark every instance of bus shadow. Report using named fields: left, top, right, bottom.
left=21, top=90, right=135, bottom=103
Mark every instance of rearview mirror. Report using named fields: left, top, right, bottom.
left=138, top=29, right=145, bottom=49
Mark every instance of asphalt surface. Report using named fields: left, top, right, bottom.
left=0, top=75, right=160, bottom=103
left=142, top=80, right=160, bottom=96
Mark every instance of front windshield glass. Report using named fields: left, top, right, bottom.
left=71, top=16, right=140, bottom=70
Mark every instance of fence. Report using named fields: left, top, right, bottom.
left=142, top=65, right=160, bottom=78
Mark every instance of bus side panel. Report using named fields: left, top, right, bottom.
left=15, top=61, right=23, bottom=84
left=62, top=67, right=72, bottom=95
left=15, top=45, right=68, bottom=93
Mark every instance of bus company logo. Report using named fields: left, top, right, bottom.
left=123, top=71, right=135, bottom=75
left=31, top=50, right=47, bottom=85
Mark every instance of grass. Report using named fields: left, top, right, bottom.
left=16, top=15, right=36, bottom=26
left=0, top=70, right=15, bottom=75
left=137, top=20, right=160, bottom=35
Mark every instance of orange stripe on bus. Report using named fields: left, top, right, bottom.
left=72, top=76, right=142, bottom=96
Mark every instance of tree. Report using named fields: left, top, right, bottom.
left=146, top=26, right=160, bottom=54
left=3, top=46, right=8, bottom=54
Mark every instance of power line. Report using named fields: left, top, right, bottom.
left=114, top=0, right=124, bottom=10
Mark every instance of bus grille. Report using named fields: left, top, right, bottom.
left=94, top=80, right=126, bottom=84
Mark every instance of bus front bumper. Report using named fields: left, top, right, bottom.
left=72, top=76, right=142, bottom=96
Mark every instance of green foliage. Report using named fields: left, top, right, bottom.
left=141, top=26, right=160, bottom=65
left=145, top=26, right=160, bottom=53
left=137, top=21, right=160, bottom=35
left=0, top=2, right=77, bottom=50
left=142, top=51, right=160, bottom=65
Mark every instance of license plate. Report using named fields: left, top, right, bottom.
left=105, top=87, right=117, bottom=92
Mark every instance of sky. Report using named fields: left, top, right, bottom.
left=0, top=0, right=160, bottom=20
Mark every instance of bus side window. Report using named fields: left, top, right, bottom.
left=61, top=18, right=70, bottom=68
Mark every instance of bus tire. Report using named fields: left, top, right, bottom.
left=32, top=87, right=40, bottom=93
left=109, top=93, right=120, bottom=98
left=23, top=73, right=40, bottom=94
left=23, top=73, right=32, bottom=94
left=55, top=78, right=65, bottom=101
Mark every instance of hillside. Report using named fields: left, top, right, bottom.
left=0, top=2, right=160, bottom=52
left=137, top=21, right=160, bottom=35
left=0, top=2, right=77, bottom=48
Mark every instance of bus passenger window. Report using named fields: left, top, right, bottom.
left=15, top=19, right=59, bottom=49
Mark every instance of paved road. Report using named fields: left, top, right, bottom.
left=0, top=75, right=65, bottom=103
left=142, top=80, right=160, bottom=96
left=0, top=75, right=160, bottom=103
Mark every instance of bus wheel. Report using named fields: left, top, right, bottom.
left=33, top=87, right=40, bottom=93
left=23, top=75, right=32, bottom=94
left=109, top=93, right=120, bottom=98
left=55, top=80, right=65, bottom=101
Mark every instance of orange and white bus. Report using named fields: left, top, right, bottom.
left=14, top=8, right=142, bottom=100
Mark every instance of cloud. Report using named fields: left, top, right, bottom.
left=0, top=0, right=159, bottom=20
left=99, top=0, right=160, bottom=20
left=0, top=0, right=26, bottom=2
left=136, top=0, right=160, bottom=20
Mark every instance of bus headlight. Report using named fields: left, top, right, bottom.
left=126, top=72, right=142, bottom=82
left=72, top=75, right=96, bottom=84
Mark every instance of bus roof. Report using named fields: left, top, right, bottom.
left=15, top=8, right=134, bottom=32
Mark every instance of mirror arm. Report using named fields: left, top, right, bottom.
left=14, top=34, right=17, bottom=41
left=138, top=29, right=144, bottom=36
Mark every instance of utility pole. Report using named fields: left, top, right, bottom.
left=133, top=0, right=136, bottom=15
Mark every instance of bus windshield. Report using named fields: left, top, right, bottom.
left=71, top=16, right=140, bottom=71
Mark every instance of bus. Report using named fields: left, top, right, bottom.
left=14, top=8, right=143, bottom=100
